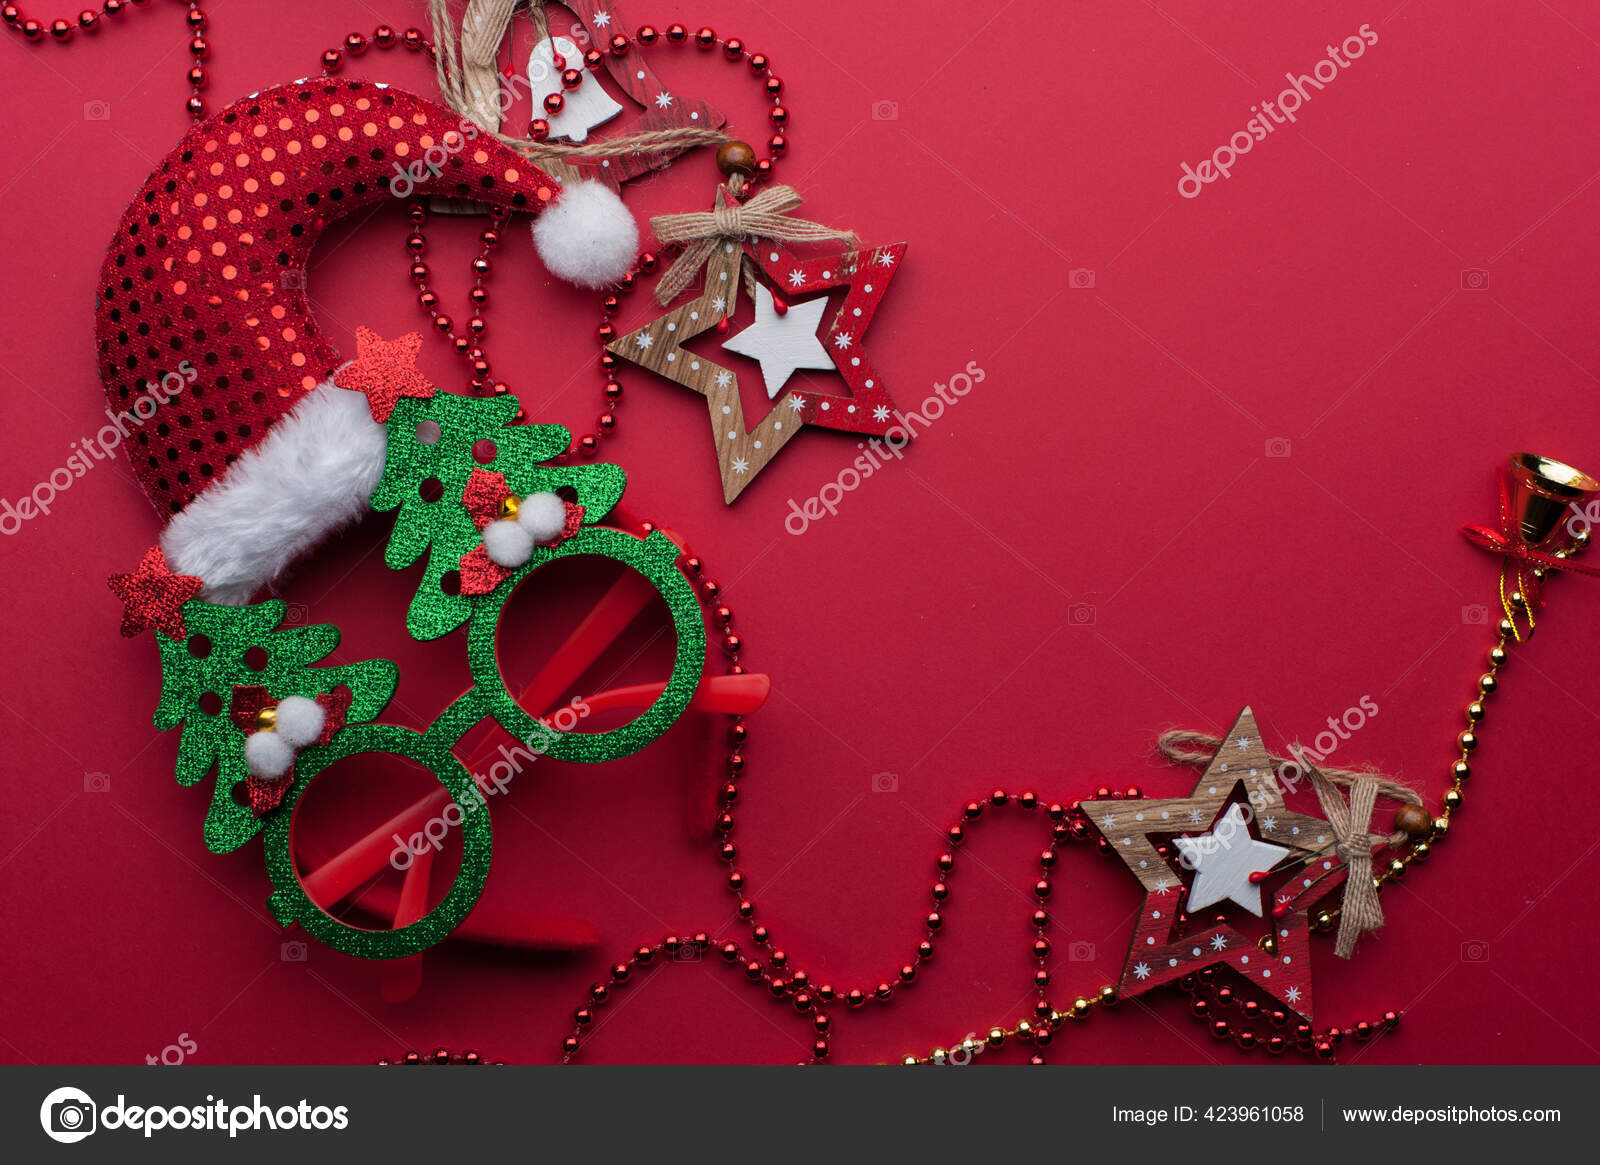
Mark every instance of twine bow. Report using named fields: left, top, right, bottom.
left=649, top=185, right=859, bottom=304
left=1305, top=765, right=1389, bottom=959
left=1460, top=469, right=1600, bottom=640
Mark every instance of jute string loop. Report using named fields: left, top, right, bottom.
left=426, top=0, right=728, bottom=169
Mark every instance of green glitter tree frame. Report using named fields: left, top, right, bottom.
left=153, top=599, right=398, bottom=855
left=145, top=394, right=707, bottom=959
left=371, top=395, right=626, bottom=641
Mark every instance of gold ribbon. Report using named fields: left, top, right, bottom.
left=648, top=184, right=859, bottom=304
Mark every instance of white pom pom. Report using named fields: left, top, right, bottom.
left=482, top=517, right=535, bottom=567
left=273, top=695, right=326, bottom=749
left=516, top=491, right=569, bottom=544
left=531, top=179, right=638, bottom=289
left=245, top=730, right=296, bottom=780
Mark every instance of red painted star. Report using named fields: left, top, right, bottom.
left=107, top=546, right=204, bottom=640
left=746, top=240, right=907, bottom=434
left=333, top=328, right=435, bottom=423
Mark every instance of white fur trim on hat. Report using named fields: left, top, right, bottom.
left=161, top=380, right=387, bottom=605
left=531, top=178, right=638, bottom=288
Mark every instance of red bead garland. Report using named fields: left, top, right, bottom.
left=317, top=21, right=436, bottom=75
left=4, top=0, right=208, bottom=118
left=377, top=1046, right=498, bottom=1067
left=558, top=761, right=1406, bottom=1064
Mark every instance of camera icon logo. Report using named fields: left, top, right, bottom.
left=40, top=1086, right=97, bottom=1144
left=871, top=99, right=899, bottom=121
left=1460, top=940, right=1490, bottom=963
left=871, top=771, right=899, bottom=793
left=281, top=940, right=308, bottom=962
left=1068, top=941, right=1096, bottom=962
left=277, top=269, right=306, bottom=290
left=1460, top=268, right=1490, bottom=291
left=1068, top=603, right=1096, bottom=627
left=1265, top=437, right=1292, bottom=458
left=1461, top=604, right=1490, bottom=626
left=83, top=100, right=111, bottom=121
left=83, top=771, right=111, bottom=793
left=282, top=601, right=310, bottom=626
left=1068, top=268, right=1096, bottom=289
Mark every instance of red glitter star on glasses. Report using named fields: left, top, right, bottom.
left=333, top=328, right=436, bottom=423
left=107, top=546, right=204, bottom=640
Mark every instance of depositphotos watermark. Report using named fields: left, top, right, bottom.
left=2, top=360, right=197, bottom=537
left=145, top=1032, right=197, bottom=1066
left=1177, top=24, right=1378, bottom=199
left=40, top=1086, right=348, bottom=1143
left=389, top=699, right=589, bottom=869
left=784, top=360, right=986, bottom=535
left=1567, top=498, right=1600, bottom=539
left=1275, top=695, right=1379, bottom=793
left=387, top=62, right=544, bottom=197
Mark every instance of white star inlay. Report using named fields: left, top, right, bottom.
left=1173, top=804, right=1288, bottom=917
left=721, top=286, right=832, bottom=398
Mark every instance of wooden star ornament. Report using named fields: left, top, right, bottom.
left=607, top=237, right=906, bottom=503
left=1094, top=707, right=1347, bottom=1020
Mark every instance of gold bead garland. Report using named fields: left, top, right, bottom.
left=901, top=533, right=1589, bottom=1064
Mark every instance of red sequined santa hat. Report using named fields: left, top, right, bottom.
left=97, top=78, right=636, bottom=604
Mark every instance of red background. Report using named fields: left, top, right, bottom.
left=3, top=0, right=1599, bottom=1065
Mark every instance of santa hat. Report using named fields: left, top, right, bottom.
left=96, top=79, right=635, bottom=604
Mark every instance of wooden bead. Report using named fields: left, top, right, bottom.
left=1394, top=803, right=1432, bottom=839
left=715, top=140, right=758, bottom=176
